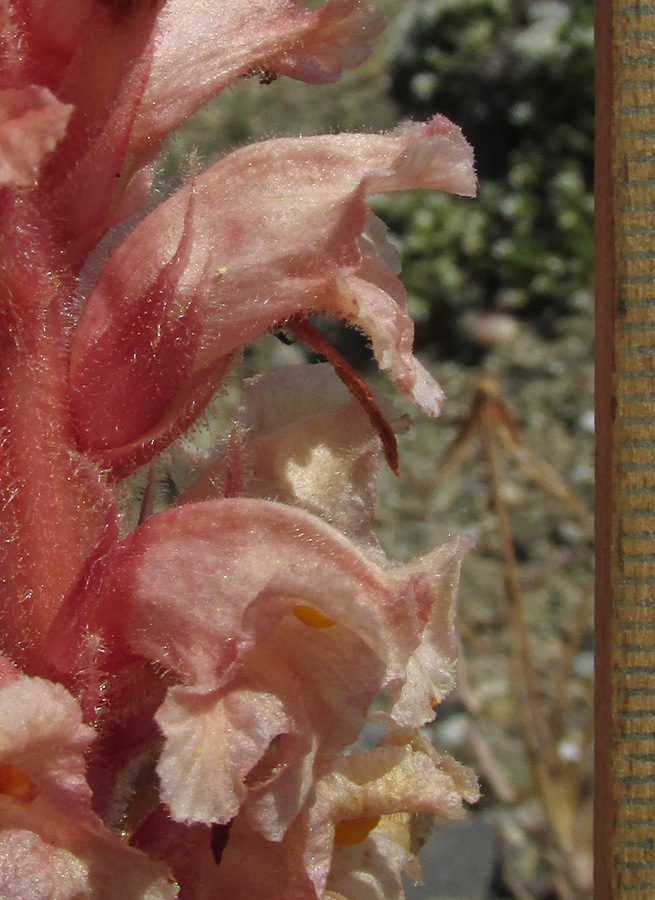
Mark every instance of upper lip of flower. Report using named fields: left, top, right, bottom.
left=67, top=119, right=474, bottom=476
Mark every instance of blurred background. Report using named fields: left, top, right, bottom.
left=157, top=2, right=594, bottom=897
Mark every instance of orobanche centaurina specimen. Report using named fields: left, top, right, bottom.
left=0, top=1, right=480, bottom=897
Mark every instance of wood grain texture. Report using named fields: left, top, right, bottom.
left=595, top=0, right=615, bottom=897
left=597, top=1, right=655, bottom=897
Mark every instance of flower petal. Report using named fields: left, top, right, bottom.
left=0, top=86, right=72, bottom=187
left=155, top=611, right=386, bottom=835
left=0, top=675, right=176, bottom=900
left=51, top=499, right=424, bottom=692
left=0, top=676, right=94, bottom=820
left=131, top=0, right=385, bottom=149
left=70, top=118, right=475, bottom=472
left=207, top=729, right=477, bottom=900
left=181, top=363, right=398, bottom=551
left=388, top=536, right=473, bottom=727
left=325, top=831, right=414, bottom=900
left=0, top=829, right=88, bottom=900
left=298, top=738, right=478, bottom=896
left=155, top=680, right=314, bottom=828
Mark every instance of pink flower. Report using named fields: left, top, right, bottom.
left=174, top=721, right=478, bottom=900
left=69, top=116, right=474, bottom=474
left=0, top=663, right=175, bottom=899
left=1, top=2, right=478, bottom=896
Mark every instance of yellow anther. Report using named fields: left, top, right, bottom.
left=333, top=815, right=381, bottom=846
left=293, top=604, right=335, bottom=629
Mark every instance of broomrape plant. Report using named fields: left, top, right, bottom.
left=0, top=2, right=480, bottom=897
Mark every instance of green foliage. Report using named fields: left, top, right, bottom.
left=375, top=0, right=594, bottom=353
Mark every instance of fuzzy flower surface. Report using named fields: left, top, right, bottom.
left=1, top=1, right=478, bottom=897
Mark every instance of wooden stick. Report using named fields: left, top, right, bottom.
left=594, top=2, right=614, bottom=896
left=596, top=2, right=655, bottom=898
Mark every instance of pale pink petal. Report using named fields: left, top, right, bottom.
left=240, top=732, right=317, bottom=843
left=0, top=676, right=95, bottom=822
left=210, top=733, right=477, bottom=900
left=50, top=500, right=468, bottom=796
left=0, top=828, right=178, bottom=900
left=132, top=0, right=385, bottom=148
left=49, top=498, right=470, bottom=856
left=373, top=718, right=480, bottom=809
left=388, top=536, right=473, bottom=727
left=248, top=614, right=387, bottom=757
left=343, top=270, right=445, bottom=416
left=239, top=616, right=386, bottom=840
left=0, top=676, right=176, bottom=899
left=326, top=832, right=414, bottom=900
left=0, top=86, right=72, bottom=187
left=155, top=680, right=314, bottom=828
left=156, top=612, right=386, bottom=836
left=316, top=742, right=473, bottom=822
left=298, top=741, right=477, bottom=895
left=182, top=363, right=402, bottom=551
left=51, top=499, right=425, bottom=692
left=0, top=829, right=88, bottom=900
left=70, top=118, right=475, bottom=472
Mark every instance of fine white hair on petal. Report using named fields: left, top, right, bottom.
left=134, top=0, right=386, bottom=148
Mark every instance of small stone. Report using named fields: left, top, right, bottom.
left=460, top=312, right=522, bottom=348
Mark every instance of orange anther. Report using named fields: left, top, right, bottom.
left=333, top=815, right=381, bottom=846
left=293, top=604, right=335, bottom=629
left=0, top=763, right=40, bottom=802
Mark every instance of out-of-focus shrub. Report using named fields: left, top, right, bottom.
left=374, top=0, right=593, bottom=357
